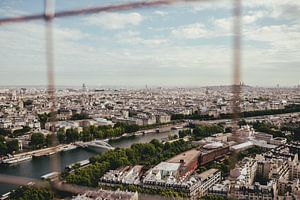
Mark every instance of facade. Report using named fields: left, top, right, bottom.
left=199, top=145, right=229, bottom=165
left=197, top=169, right=221, bottom=196
left=254, top=132, right=273, bottom=143
left=156, top=114, right=171, bottom=124
left=112, top=117, right=143, bottom=126
left=207, top=181, right=230, bottom=197
left=270, top=137, right=287, bottom=145
left=232, top=182, right=276, bottom=200
left=142, top=166, right=220, bottom=199
left=230, top=157, right=258, bottom=186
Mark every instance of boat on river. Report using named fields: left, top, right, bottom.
left=2, top=155, right=32, bottom=165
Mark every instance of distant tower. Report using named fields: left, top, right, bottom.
left=82, top=83, right=87, bottom=92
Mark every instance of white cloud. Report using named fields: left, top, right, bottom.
left=192, top=0, right=300, bottom=22
left=245, top=24, right=300, bottom=59
left=213, top=10, right=268, bottom=31
left=171, top=23, right=210, bottom=39
left=117, top=31, right=168, bottom=47
left=153, top=10, right=168, bottom=16
left=85, top=12, right=143, bottom=30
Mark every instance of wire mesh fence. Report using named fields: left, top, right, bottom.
left=0, top=0, right=242, bottom=197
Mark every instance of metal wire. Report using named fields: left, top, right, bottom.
left=0, top=0, right=206, bottom=25
left=232, top=0, right=242, bottom=141
left=44, top=0, right=61, bottom=179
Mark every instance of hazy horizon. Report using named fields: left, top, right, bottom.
left=0, top=83, right=299, bottom=89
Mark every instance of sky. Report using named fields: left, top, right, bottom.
left=0, top=0, right=299, bottom=87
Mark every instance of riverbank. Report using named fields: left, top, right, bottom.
left=1, top=144, right=77, bottom=165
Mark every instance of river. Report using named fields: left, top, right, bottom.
left=0, top=130, right=178, bottom=195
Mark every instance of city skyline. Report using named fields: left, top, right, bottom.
left=0, top=0, right=299, bottom=87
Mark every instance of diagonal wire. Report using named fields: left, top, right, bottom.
left=0, top=0, right=211, bottom=25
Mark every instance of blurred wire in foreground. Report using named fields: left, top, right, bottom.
left=232, top=0, right=242, bottom=141
left=0, top=0, right=204, bottom=25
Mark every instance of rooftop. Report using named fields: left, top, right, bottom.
left=198, top=168, right=219, bottom=180
left=167, top=149, right=201, bottom=166
left=154, top=162, right=181, bottom=172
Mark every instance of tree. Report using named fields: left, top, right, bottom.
left=9, top=186, right=54, bottom=200
left=66, top=129, right=80, bottom=143
left=30, top=133, right=45, bottom=149
left=193, top=124, right=224, bottom=140
left=6, top=139, right=19, bottom=153
left=178, top=129, right=191, bottom=138
left=81, top=129, right=93, bottom=142
left=12, top=126, right=31, bottom=137
left=0, top=128, right=11, bottom=136
left=238, top=119, right=247, bottom=127
left=38, top=112, right=51, bottom=129
left=71, top=113, right=90, bottom=120
left=23, top=99, right=33, bottom=107
left=45, top=134, right=52, bottom=146
left=0, top=136, right=7, bottom=156
left=57, top=128, right=66, bottom=143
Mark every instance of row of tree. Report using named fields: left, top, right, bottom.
left=9, top=186, right=54, bottom=200
left=0, top=126, right=31, bottom=137
left=0, top=136, right=19, bottom=156
left=0, top=132, right=53, bottom=156
left=57, top=123, right=142, bottom=144
left=251, top=121, right=286, bottom=138
left=29, top=132, right=52, bottom=150
left=64, top=139, right=192, bottom=187
left=281, top=122, right=300, bottom=140
left=178, top=124, right=224, bottom=140
left=172, top=104, right=300, bottom=121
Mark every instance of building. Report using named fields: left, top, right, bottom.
left=143, top=162, right=181, bottom=185
left=72, top=189, right=138, bottom=200
left=143, top=163, right=220, bottom=199
left=199, top=144, right=230, bottom=165
left=230, top=141, right=254, bottom=152
left=229, top=157, right=258, bottom=186
left=167, top=149, right=201, bottom=176
left=100, top=165, right=143, bottom=185
left=270, top=137, right=287, bottom=145
left=254, top=132, right=274, bottom=143
left=112, top=117, right=143, bottom=126
left=207, top=180, right=230, bottom=197
left=156, top=113, right=171, bottom=124
left=231, top=182, right=276, bottom=200
left=197, top=168, right=221, bottom=196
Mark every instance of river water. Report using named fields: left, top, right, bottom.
left=0, top=130, right=178, bottom=195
